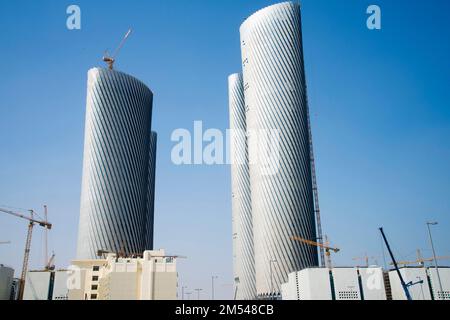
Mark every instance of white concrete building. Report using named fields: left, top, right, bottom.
left=68, top=250, right=177, bottom=300
left=428, top=267, right=450, bottom=300
left=332, top=268, right=361, bottom=300
left=281, top=268, right=332, bottom=300
left=0, top=265, right=14, bottom=300
left=358, top=267, right=387, bottom=300
left=389, top=267, right=450, bottom=300
left=282, top=266, right=450, bottom=301
left=282, top=267, right=385, bottom=300
left=52, top=271, right=69, bottom=300
left=388, top=268, right=432, bottom=300
left=23, top=271, right=52, bottom=300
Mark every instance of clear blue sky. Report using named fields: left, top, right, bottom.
left=0, top=0, right=449, bottom=300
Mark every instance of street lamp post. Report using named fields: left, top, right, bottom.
left=195, top=288, right=203, bottom=300
left=269, top=259, right=277, bottom=300
left=427, top=221, right=444, bottom=299
left=181, top=286, right=187, bottom=300
left=211, top=276, right=218, bottom=300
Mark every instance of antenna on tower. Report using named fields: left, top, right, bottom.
left=102, top=28, right=133, bottom=70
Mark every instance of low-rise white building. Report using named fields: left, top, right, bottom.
left=52, top=271, right=69, bottom=300
left=281, top=268, right=332, bottom=300
left=281, top=266, right=408, bottom=301
left=282, top=266, right=449, bottom=301
left=358, top=267, right=387, bottom=300
left=388, top=267, right=450, bottom=300
left=68, top=249, right=178, bottom=300
left=23, top=270, right=52, bottom=300
left=388, top=267, right=431, bottom=300
left=332, top=268, right=361, bottom=300
left=427, top=267, right=450, bottom=300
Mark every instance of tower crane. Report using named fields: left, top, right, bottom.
left=353, top=254, right=379, bottom=267
left=103, top=29, right=132, bottom=70
left=0, top=207, right=52, bottom=300
left=291, top=235, right=340, bottom=269
left=390, top=249, right=450, bottom=267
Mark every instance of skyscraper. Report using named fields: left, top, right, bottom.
left=228, top=73, right=256, bottom=300
left=77, top=67, right=156, bottom=259
left=230, top=1, right=319, bottom=298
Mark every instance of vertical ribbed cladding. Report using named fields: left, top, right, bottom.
left=145, top=131, right=157, bottom=250
left=77, top=67, right=153, bottom=259
left=240, top=2, right=318, bottom=297
left=228, top=73, right=256, bottom=300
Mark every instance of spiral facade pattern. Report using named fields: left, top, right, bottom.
left=77, top=67, right=154, bottom=259
left=240, top=2, right=318, bottom=297
left=228, top=73, right=256, bottom=300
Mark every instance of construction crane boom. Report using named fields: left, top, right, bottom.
left=0, top=208, right=51, bottom=228
left=0, top=241, right=11, bottom=245
left=391, top=250, right=450, bottom=267
left=103, top=29, right=132, bottom=70
left=379, top=227, right=412, bottom=301
left=291, top=235, right=339, bottom=269
left=291, top=236, right=339, bottom=252
left=0, top=207, right=52, bottom=300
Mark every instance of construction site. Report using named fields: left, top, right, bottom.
left=1, top=1, right=449, bottom=304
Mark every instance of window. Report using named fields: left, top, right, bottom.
left=92, top=276, right=99, bottom=281
left=93, top=266, right=100, bottom=272
left=91, top=285, right=98, bottom=291
left=90, top=294, right=97, bottom=299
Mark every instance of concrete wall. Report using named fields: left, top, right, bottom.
left=358, top=267, right=387, bottom=300
left=281, top=269, right=332, bottom=300
left=0, top=265, right=14, bottom=300
left=332, top=268, right=361, bottom=300
left=389, top=268, right=431, bottom=300
left=428, top=267, right=450, bottom=300
left=23, top=271, right=51, bottom=300
left=52, top=271, right=69, bottom=300
left=154, top=272, right=177, bottom=300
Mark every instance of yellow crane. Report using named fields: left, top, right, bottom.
left=353, top=254, right=378, bottom=267
left=390, top=249, right=450, bottom=267
left=0, top=207, right=52, bottom=300
left=103, top=29, right=132, bottom=70
left=291, top=235, right=340, bottom=269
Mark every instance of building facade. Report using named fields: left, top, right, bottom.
left=68, top=250, right=177, bottom=300
left=228, top=73, right=256, bottom=300
left=0, top=265, right=14, bottom=300
left=23, top=270, right=70, bottom=301
left=23, top=271, right=52, bottom=300
left=238, top=1, right=318, bottom=297
left=77, top=67, right=155, bottom=259
left=282, top=266, right=450, bottom=300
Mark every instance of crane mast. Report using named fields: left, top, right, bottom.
left=0, top=207, right=52, bottom=300
left=306, top=95, right=325, bottom=267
